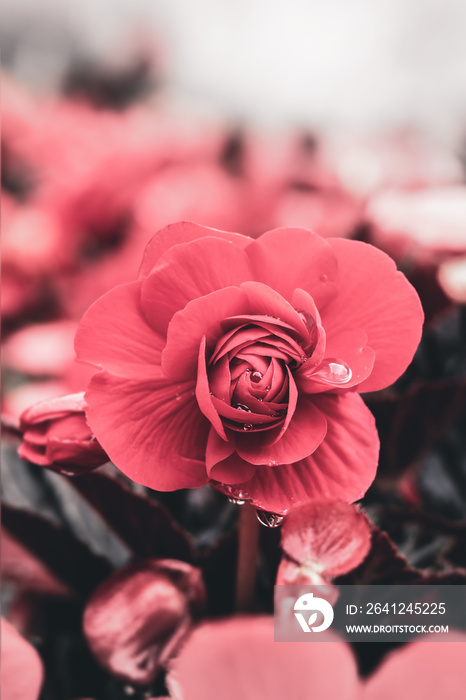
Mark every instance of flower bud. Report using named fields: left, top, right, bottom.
left=83, top=559, right=206, bottom=686
left=18, top=392, right=108, bottom=474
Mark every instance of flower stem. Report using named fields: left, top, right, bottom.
left=235, top=503, right=260, bottom=612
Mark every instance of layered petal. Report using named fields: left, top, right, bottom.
left=139, top=221, right=250, bottom=278
left=140, top=237, right=253, bottom=335
left=84, top=372, right=209, bottom=490
left=242, top=392, right=379, bottom=513
left=162, top=287, right=248, bottom=381
left=233, top=394, right=327, bottom=466
left=246, top=227, right=339, bottom=307
left=322, top=238, right=424, bottom=392
left=75, top=281, right=164, bottom=378
left=205, top=429, right=256, bottom=484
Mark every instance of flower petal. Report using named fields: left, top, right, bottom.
left=242, top=392, right=379, bottom=513
left=166, top=617, right=360, bottom=700
left=246, top=227, right=339, bottom=307
left=205, top=429, right=256, bottom=484
left=85, top=372, right=209, bottom=490
left=1, top=619, right=44, bottom=700
left=362, top=632, right=466, bottom=700
left=140, top=237, right=253, bottom=335
left=139, top=221, right=251, bottom=278
left=234, top=394, right=327, bottom=466
left=323, top=238, right=424, bottom=392
left=280, top=501, right=372, bottom=579
left=75, top=281, right=164, bottom=379
left=162, top=287, right=248, bottom=381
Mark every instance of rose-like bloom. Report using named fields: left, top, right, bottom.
left=76, top=222, right=423, bottom=514
left=18, top=393, right=108, bottom=474
left=0, top=618, right=44, bottom=700
left=83, top=559, right=206, bottom=686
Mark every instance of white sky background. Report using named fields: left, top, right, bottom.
left=3, top=0, right=466, bottom=138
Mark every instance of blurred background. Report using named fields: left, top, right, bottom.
left=3, top=0, right=466, bottom=139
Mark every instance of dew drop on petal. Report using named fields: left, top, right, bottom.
left=234, top=403, right=252, bottom=412
left=265, top=385, right=271, bottom=391
left=315, top=358, right=352, bottom=384
left=250, top=370, right=263, bottom=383
left=255, top=510, right=284, bottom=528
left=243, top=423, right=253, bottom=431
left=228, top=497, right=246, bottom=505
left=320, top=273, right=328, bottom=282
left=296, top=308, right=316, bottom=335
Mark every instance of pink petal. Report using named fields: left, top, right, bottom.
left=322, top=239, right=424, bottom=392
left=140, top=237, right=253, bottom=335
left=363, top=632, right=466, bottom=700
left=166, top=617, right=359, bottom=700
left=234, top=394, right=327, bottom=466
left=205, top=429, right=256, bottom=484
left=84, top=372, right=209, bottom=490
left=280, top=501, right=372, bottom=578
left=1, top=619, right=43, bottom=700
left=75, top=281, right=164, bottom=379
left=242, top=392, right=379, bottom=513
left=245, top=227, right=339, bottom=307
left=241, top=281, right=312, bottom=338
left=139, top=221, right=251, bottom=278
left=195, top=337, right=228, bottom=440
left=162, top=287, right=248, bottom=381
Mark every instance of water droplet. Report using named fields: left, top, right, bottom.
left=228, top=497, right=246, bottom=505
left=265, top=385, right=271, bottom=391
left=60, top=470, right=77, bottom=477
left=243, top=423, right=253, bottom=431
left=296, top=308, right=316, bottom=335
left=257, top=397, right=263, bottom=402
left=255, top=510, right=284, bottom=528
left=245, top=368, right=251, bottom=373
left=315, top=358, right=352, bottom=384
left=234, top=403, right=251, bottom=412
left=320, top=273, right=328, bottom=282
left=124, top=686, right=136, bottom=696
left=250, top=370, right=263, bottom=383
left=268, top=459, right=277, bottom=466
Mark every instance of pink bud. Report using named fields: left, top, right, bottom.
left=18, top=393, right=108, bottom=474
left=83, top=559, right=206, bottom=686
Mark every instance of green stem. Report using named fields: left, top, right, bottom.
left=235, top=503, right=260, bottom=612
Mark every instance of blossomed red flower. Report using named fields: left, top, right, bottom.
left=75, top=222, right=423, bottom=514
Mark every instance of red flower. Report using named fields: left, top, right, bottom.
left=0, top=619, right=43, bottom=700
left=76, top=222, right=423, bottom=513
left=18, top=393, right=108, bottom=474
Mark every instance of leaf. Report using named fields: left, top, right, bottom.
left=69, top=471, right=196, bottom=562
left=2, top=505, right=112, bottom=598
